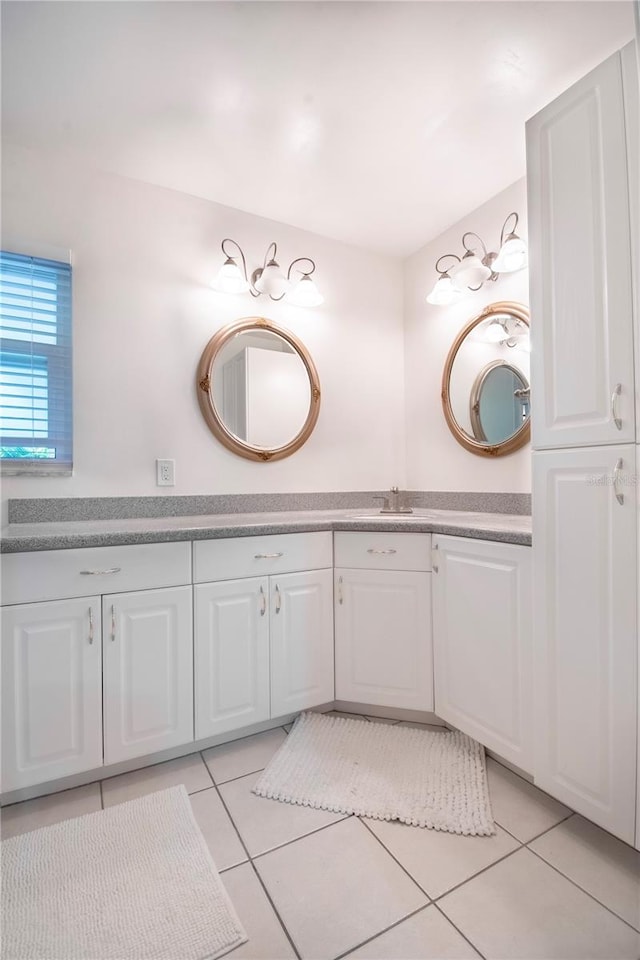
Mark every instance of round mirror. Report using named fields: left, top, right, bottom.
left=197, top=317, right=321, bottom=461
left=442, top=301, right=530, bottom=456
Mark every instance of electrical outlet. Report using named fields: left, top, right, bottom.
left=156, top=459, right=175, bottom=486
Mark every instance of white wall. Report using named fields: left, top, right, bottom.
left=404, top=178, right=531, bottom=493
left=1, top=144, right=406, bottom=509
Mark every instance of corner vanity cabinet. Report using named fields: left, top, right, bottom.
left=1, top=543, right=193, bottom=791
left=431, top=535, right=533, bottom=772
left=193, top=532, right=334, bottom=738
left=334, top=532, right=433, bottom=711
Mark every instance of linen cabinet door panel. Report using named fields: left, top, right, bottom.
left=103, top=586, right=193, bottom=765
left=533, top=446, right=637, bottom=843
left=1, top=597, right=102, bottom=792
left=432, top=536, right=533, bottom=773
left=335, top=569, right=433, bottom=711
left=194, top=578, right=270, bottom=739
left=527, top=49, right=635, bottom=449
left=270, top=569, right=334, bottom=717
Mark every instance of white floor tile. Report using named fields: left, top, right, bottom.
left=0, top=783, right=101, bottom=839
left=101, top=754, right=211, bottom=807
left=222, top=862, right=296, bottom=959
left=365, top=715, right=400, bottom=724
left=344, top=904, right=481, bottom=959
left=439, top=847, right=640, bottom=959
left=219, top=771, right=348, bottom=856
left=255, top=816, right=428, bottom=959
left=203, top=728, right=287, bottom=785
left=530, top=815, right=640, bottom=930
left=189, top=787, right=247, bottom=871
left=364, top=817, right=519, bottom=898
left=486, top=756, right=572, bottom=842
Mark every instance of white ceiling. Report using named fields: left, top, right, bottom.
left=1, top=1, right=635, bottom=257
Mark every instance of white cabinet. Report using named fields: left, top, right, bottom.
left=193, top=533, right=334, bottom=738
left=1, top=597, right=102, bottom=791
left=270, top=569, right=334, bottom=717
left=533, top=446, right=637, bottom=843
left=431, top=536, right=533, bottom=773
left=103, top=586, right=193, bottom=765
left=527, top=45, right=636, bottom=449
left=194, top=577, right=270, bottom=739
left=334, top=533, right=433, bottom=712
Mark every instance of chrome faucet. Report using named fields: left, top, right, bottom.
left=372, top=486, right=414, bottom=515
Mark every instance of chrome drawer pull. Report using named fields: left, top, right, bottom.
left=259, top=585, right=267, bottom=616
left=254, top=552, right=284, bottom=560
left=611, top=383, right=622, bottom=430
left=88, top=607, right=94, bottom=644
left=366, top=548, right=397, bottom=555
left=80, top=567, right=121, bottom=576
left=613, top=458, right=625, bottom=505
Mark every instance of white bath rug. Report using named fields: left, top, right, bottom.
left=1, top=785, right=247, bottom=960
left=253, top=712, right=495, bottom=836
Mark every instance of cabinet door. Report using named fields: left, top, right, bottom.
left=1, top=597, right=102, bottom=791
left=334, top=568, right=433, bottom=711
left=194, top=577, right=270, bottom=738
left=103, top=586, right=193, bottom=765
left=527, top=49, right=635, bottom=449
left=533, top=446, right=637, bottom=843
left=270, top=569, right=334, bottom=717
left=432, top=536, right=533, bottom=772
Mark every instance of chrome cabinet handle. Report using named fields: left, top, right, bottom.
left=611, top=383, right=622, bottom=430
left=88, top=607, right=94, bottom=644
left=613, top=458, right=625, bottom=505
left=337, top=575, right=343, bottom=605
left=80, top=567, right=121, bottom=576
left=110, top=604, right=116, bottom=642
left=367, top=548, right=397, bottom=555
left=254, top=552, right=283, bottom=560
left=274, top=584, right=282, bottom=614
left=432, top=543, right=439, bottom=573
left=259, top=585, right=266, bottom=617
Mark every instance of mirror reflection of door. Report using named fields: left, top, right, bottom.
left=470, top=361, right=530, bottom=444
left=212, top=331, right=311, bottom=448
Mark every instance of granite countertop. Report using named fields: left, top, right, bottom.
left=0, top=508, right=531, bottom=553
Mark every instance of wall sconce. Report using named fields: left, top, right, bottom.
left=426, top=213, right=527, bottom=306
left=211, top=238, right=324, bottom=307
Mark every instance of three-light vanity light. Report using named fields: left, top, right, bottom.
left=211, top=238, right=324, bottom=307
left=426, top=212, right=528, bottom=306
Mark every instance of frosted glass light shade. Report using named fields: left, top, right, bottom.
left=426, top=275, right=464, bottom=306
left=450, top=254, right=492, bottom=289
left=287, top=275, right=324, bottom=307
left=483, top=318, right=510, bottom=342
left=254, top=261, right=290, bottom=298
left=493, top=236, right=528, bottom=273
left=211, top=258, right=250, bottom=294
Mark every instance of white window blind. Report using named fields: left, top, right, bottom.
left=0, top=252, right=73, bottom=474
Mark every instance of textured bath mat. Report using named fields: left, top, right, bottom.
left=253, top=712, right=495, bottom=836
left=1, top=785, right=247, bottom=960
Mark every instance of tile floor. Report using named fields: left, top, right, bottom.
left=2, top=712, right=640, bottom=960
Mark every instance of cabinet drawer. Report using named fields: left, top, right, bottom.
left=193, top=532, right=332, bottom=582
left=334, top=532, right=431, bottom=572
left=1, top=542, right=192, bottom=605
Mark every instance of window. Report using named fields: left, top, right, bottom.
left=0, top=252, right=72, bottom=474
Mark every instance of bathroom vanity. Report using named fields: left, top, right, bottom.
left=0, top=509, right=531, bottom=807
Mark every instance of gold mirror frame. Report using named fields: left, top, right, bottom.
left=441, top=301, right=530, bottom=457
left=197, top=317, right=321, bottom=462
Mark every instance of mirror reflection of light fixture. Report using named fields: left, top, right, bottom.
left=426, top=212, right=528, bottom=307
left=211, top=238, right=324, bottom=306
left=483, top=314, right=529, bottom=348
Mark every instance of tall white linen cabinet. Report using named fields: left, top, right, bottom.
left=527, top=40, right=640, bottom=846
